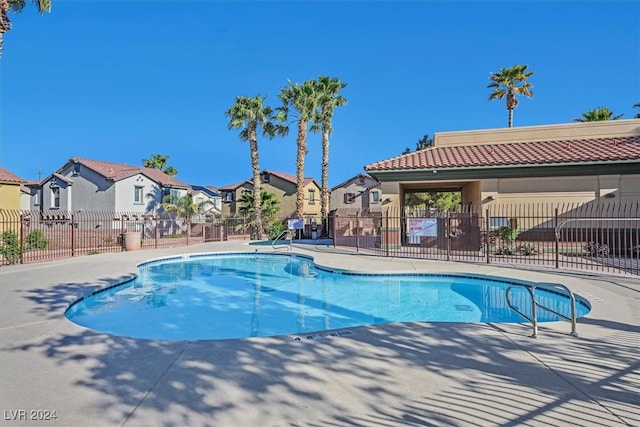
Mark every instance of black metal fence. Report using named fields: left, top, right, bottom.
left=3, top=202, right=639, bottom=276
left=331, top=201, right=640, bottom=276
left=0, top=210, right=252, bottom=265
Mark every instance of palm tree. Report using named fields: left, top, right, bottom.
left=573, top=107, right=623, bottom=122
left=161, top=193, right=200, bottom=243
left=1, top=0, right=51, bottom=57
left=142, top=154, right=178, bottom=176
left=488, top=64, right=535, bottom=127
left=311, top=76, right=347, bottom=225
left=226, top=95, right=284, bottom=240
left=633, top=103, right=640, bottom=119
left=277, top=80, right=319, bottom=220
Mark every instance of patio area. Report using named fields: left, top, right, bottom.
left=1, top=241, right=638, bottom=426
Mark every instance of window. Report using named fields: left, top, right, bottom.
left=344, top=193, right=355, bottom=204
left=34, top=191, right=40, bottom=206
left=224, top=192, right=234, bottom=202
left=51, top=187, right=60, bottom=208
left=196, top=196, right=204, bottom=204
left=134, top=186, right=144, bottom=204
left=371, top=191, right=380, bottom=203
left=308, top=189, right=315, bottom=204
left=262, top=172, right=270, bottom=183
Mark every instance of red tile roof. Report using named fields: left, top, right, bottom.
left=263, top=169, right=318, bottom=187
left=218, top=180, right=250, bottom=191
left=365, top=136, right=640, bottom=172
left=0, top=167, right=26, bottom=183
left=66, top=158, right=189, bottom=188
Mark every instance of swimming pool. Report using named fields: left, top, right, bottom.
left=65, top=253, right=591, bottom=340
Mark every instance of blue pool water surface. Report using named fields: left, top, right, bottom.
left=65, top=253, right=591, bottom=340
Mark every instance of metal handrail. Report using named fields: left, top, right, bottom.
left=554, top=218, right=640, bottom=240
left=505, top=282, right=578, bottom=338
left=272, top=230, right=293, bottom=251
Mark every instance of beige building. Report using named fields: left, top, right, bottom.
left=0, top=167, right=26, bottom=211
left=330, top=173, right=383, bottom=211
left=219, top=170, right=322, bottom=221
left=365, top=120, right=640, bottom=211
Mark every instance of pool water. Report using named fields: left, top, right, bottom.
left=65, top=253, right=591, bottom=340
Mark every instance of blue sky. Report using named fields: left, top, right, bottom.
left=2, top=1, right=639, bottom=189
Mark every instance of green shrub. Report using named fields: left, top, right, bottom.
left=266, top=221, right=286, bottom=240
left=25, top=230, right=49, bottom=250
left=0, top=231, right=21, bottom=264
left=0, top=230, right=50, bottom=264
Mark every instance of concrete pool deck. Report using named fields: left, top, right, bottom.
left=0, top=241, right=638, bottom=426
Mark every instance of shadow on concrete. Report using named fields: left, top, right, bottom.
left=4, top=273, right=638, bottom=426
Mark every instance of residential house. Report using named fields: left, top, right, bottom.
left=218, top=180, right=253, bottom=218
left=29, top=157, right=190, bottom=214
left=260, top=170, right=321, bottom=221
left=190, top=185, right=222, bottom=222
left=0, top=167, right=26, bottom=211
left=330, top=173, right=383, bottom=211
left=219, top=170, right=322, bottom=222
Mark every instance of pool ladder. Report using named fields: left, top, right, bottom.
left=272, top=230, right=293, bottom=251
left=505, top=282, right=578, bottom=338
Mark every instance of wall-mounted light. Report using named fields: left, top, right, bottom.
left=483, top=195, right=496, bottom=203
left=604, top=192, right=616, bottom=198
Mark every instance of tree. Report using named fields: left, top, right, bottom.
left=573, top=107, right=623, bottom=122
left=402, top=134, right=433, bottom=155
left=237, top=190, right=282, bottom=239
left=161, top=193, right=200, bottom=224
left=404, top=191, right=461, bottom=212
left=226, top=95, right=285, bottom=240
left=277, top=79, right=319, bottom=220
left=488, top=64, right=535, bottom=128
left=311, top=76, right=347, bottom=224
left=416, top=134, right=433, bottom=150
left=633, top=103, right=640, bottom=119
left=142, top=154, right=178, bottom=176
left=1, top=0, right=51, bottom=57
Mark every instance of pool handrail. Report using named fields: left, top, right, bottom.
left=272, top=230, right=293, bottom=251
left=505, top=282, right=578, bottom=338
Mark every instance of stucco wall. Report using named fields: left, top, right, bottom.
left=115, top=174, right=165, bottom=213
left=434, top=119, right=640, bottom=147
left=0, top=183, right=22, bottom=210
left=480, top=174, right=640, bottom=207
left=330, top=176, right=380, bottom=211
left=263, top=176, right=296, bottom=219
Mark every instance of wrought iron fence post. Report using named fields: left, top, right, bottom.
left=332, top=213, right=338, bottom=248
left=71, top=213, right=76, bottom=257
left=19, top=212, right=25, bottom=264
left=121, top=216, right=126, bottom=251
left=446, top=211, right=451, bottom=261
left=155, top=216, right=159, bottom=248
left=385, top=209, right=389, bottom=257
left=485, top=209, right=491, bottom=264
left=555, top=207, right=559, bottom=269
left=355, top=211, right=360, bottom=253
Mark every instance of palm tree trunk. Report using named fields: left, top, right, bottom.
left=321, top=126, right=330, bottom=225
left=296, top=119, right=307, bottom=221
left=249, top=131, right=264, bottom=240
